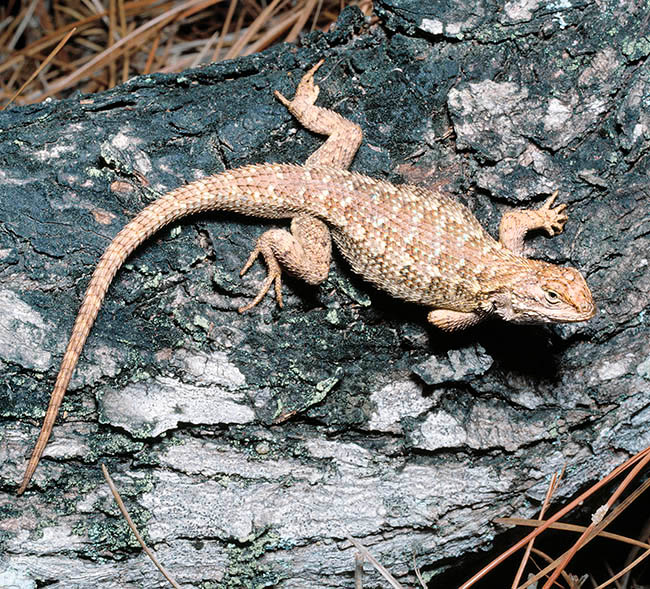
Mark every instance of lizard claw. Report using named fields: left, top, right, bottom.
left=540, top=190, right=559, bottom=210
left=300, top=59, right=325, bottom=96
left=274, top=90, right=291, bottom=107
left=303, top=59, right=325, bottom=80
left=538, top=190, right=568, bottom=236
left=239, top=244, right=283, bottom=313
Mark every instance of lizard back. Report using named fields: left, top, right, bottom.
left=202, top=163, right=519, bottom=310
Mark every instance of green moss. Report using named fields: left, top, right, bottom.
left=34, top=516, right=59, bottom=540
left=193, top=314, right=212, bottom=331
left=621, top=35, right=650, bottom=61
left=84, top=505, right=153, bottom=557
left=86, top=432, right=145, bottom=462
left=68, top=472, right=156, bottom=560
left=220, top=530, right=289, bottom=588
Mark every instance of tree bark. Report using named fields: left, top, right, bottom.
left=1, top=3, right=649, bottom=587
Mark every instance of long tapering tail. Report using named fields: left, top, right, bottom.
left=18, top=163, right=338, bottom=493
left=17, top=185, right=212, bottom=494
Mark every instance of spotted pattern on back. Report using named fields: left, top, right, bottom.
left=190, top=164, right=526, bottom=309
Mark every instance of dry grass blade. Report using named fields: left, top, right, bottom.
left=26, top=0, right=219, bottom=102
left=346, top=535, right=406, bottom=589
left=101, top=464, right=182, bottom=589
left=2, top=1, right=372, bottom=105
left=210, top=0, right=237, bottom=61
left=529, top=547, right=582, bottom=587
left=413, top=552, right=428, bottom=589
left=511, top=470, right=563, bottom=588
left=541, top=449, right=650, bottom=588
left=7, top=0, right=39, bottom=51
left=2, top=27, right=77, bottom=109
left=511, top=470, right=650, bottom=588
left=190, top=27, right=219, bottom=68
left=460, top=445, right=650, bottom=588
left=0, top=1, right=179, bottom=79
left=223, top=0, right=283, bottom=60
left=285, top=0, right=318, bottom=43
left=593, top=547, right=650, bottom=589
left=496, top=517, right=650, bottom=550
left=355, top=552, right=364, bottom=589
left=244, top=9, right=302, bottom=57
left=620, top=514, right=650, bottom=587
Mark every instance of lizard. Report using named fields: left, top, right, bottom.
left=17, top=60, right=595, bottom=495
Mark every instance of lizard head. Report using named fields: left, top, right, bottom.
left=491, top=262, right=596, bottom=324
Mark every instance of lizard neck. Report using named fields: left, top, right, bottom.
left=474, top=250, right=533, bottom=315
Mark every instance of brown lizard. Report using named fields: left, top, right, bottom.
left=17, top=61, right=595, bottom=495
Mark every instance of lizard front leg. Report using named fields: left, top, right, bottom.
left=498, top=190, right=568, bottom=256
left=275, top=60, right=363, bottom=169
left=427, top=309, right=483, bottom=331
left=239, top=215, right=331, bottom=312
left=428, top=192, right=569, bottom=330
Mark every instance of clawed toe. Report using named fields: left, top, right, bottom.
left=240, top=248, right=259, bottom=277
left=540, top=190, right=560, bottom=210
left=545, top=212, right=568, bottom=235
left=238, top=269, right=283, bottom=313
left=538, top=191, right=569, bottom=236
left=275, top=61, right=324, bottom=110
left=238, top=246, right=284, bottom=313
left=274, top=90, right=291, bottom=107
left=238, top=272, right=283, bottom=313
left=301, top=59, right=325, bottom=87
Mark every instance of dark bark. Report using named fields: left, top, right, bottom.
left=0, top=2, right=648, bottom=587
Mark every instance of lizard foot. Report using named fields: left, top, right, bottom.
left=237, top=217, right=331, bottom=313
left=274, top=59, right=324, bottom=111
left=537, top=190, right=568, bottom=236
left=239, top=241, right=283, bottom=313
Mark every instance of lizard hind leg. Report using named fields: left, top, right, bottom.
left=275, top=61, right=363, bottom=169
left=238, top=215, right=332, bottom=313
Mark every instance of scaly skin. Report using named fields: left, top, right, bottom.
left=17, top=61, right=595, bottom=495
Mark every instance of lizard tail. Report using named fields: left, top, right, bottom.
left=18, top=164, right=322, bottom=493
left=18, top=184, right=215, bottom=495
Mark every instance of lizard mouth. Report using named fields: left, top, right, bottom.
left=576, top=302, right=596, bottom=321
left=575, top=295, right=597, bottom=320
left=557, top=300, right=596, bottom=323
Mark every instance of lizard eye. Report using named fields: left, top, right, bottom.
left=545, top=289, right=560, bottom=304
